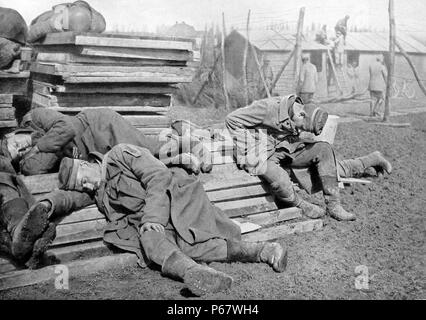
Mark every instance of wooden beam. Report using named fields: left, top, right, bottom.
left=294, top=7, right=306, bottom=89
left=250, top=44, right=271, bottom=98
left=221, top=12, right=230, bottom=109
left=242, top=219, right=323, bottom=242
left=271, top=48, right=295, bottom=92
left=0, top=253, right=137, bottom=291
left=394, top=40, right=426, bottom=97
left=243, top=10, right=251, bottom=105
left=384, top=0, right=395, bottom=122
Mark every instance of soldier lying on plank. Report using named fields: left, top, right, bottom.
left=57, top=144, right=288, bottom=296
left=0, top=108, right=212, bottom=267
left=0, top=107, right=212, bottom=175
left=225, top=95, right=392, bottom=221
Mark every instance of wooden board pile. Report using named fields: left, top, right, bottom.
left=0, top=136, right=324, bottom=290
left=30, top=32, right=196, bottom=134
left=0, top=48, right=32, bottom=134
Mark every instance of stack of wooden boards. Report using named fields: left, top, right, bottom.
left=30, top=32, right=196, bottom=135
left=0, top=48, right=32, bottom=134
left=0, top=136, right=324, bottom=290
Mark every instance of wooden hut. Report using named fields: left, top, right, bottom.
left=224, top=29, right=330, bottom=97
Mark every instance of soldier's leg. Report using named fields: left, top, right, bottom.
left=176, top=236, right=288, bottom=273
left=36, top=189, right=95, bottom=219
left=291, top=142, right=355, bottom=221
left=260, top=160, right=325, bottom=218
left=140, top=229, right=233, bottom=296
left=337, top=151, right=392, bottom=177
left=0, top=175, right=50, bottom=262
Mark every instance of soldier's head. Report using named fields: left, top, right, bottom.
left=59, top=157, right=102, bottom=192
left=0, top=129, right=33, bottom=161
left=301, top=53, right=310, bottom=63
left=288, top=98, right=328, bottom=135
left=345, top=15, right=350, bottom=20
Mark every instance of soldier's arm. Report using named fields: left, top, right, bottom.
left=116, top=144, right=172, bottom=227
left=30, top=108, right=76, bottom=153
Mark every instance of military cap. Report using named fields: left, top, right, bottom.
left=58, top=157, right=80, bottom=190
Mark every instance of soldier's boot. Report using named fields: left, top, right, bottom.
left=162, top=250, right=233, bottom=297
left=0, top=228, right=12, bottom=256
left=322, top=176, right=356, bottom=221
left=25, top=222, right=57, bottom=269
left=358, top=151, right=392, bottom=175
left=227, top=239, right=288, bottom=273
left=0, top=199, right=50, bottom=262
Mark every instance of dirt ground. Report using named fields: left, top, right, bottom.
left=1, top=98, right=425, bottom=300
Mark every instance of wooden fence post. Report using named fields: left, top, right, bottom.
left=243, top=9, right=251, bottom=105
left=384, top=0, right=395, bottom=122
left=221, top=12, right=230, bottom=109
left=294, top=7, right=305, bottom=91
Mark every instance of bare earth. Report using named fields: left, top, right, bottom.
left=1, top=98, right=425, bottom=300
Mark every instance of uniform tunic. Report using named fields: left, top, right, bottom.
left=94, top=144, right=241, bottom=261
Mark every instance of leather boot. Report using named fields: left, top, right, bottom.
left=322, top=177, right=355, bottom=221
left=227, top=239, right=288, bottom=272
left=358, top=151, right=392, bottom=175
left=3, top=200, right=50, bottom=262
left=25, top=222, right=57, bottom=269
left=292, top=194, right=326, bottom=219
left=162, top=250, right=233, bottom=296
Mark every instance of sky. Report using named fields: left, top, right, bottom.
left=1, top=0, right=426, bottom=34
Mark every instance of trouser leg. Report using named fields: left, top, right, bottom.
left=291, top=142, right=355, bottom=221
left=38, top=190, right=95, bottom=219
left=140, top=230, right=233, bottom=296
left=260, top=159, right=325, bottom=218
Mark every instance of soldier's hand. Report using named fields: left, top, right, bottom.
left=141, top=222, right=165, bottom=234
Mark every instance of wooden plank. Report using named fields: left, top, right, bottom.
left=80, top=46, right=192, bottom=61
left=0, top=120, right=17, bottom=128
left=49, top=106, right=169, bottom=115
left=34, top=63, right=192, bottom=75
left=58, top=205, right=103, bottom=225
left=36, top=32, right=193, bottom=50
left=0, top=71, right=30, bottom=78
left=232, top=220, right=261, bottom=234
left=0, top=103, right=13, bottom=108
left=32, top=91, right=171, bottom=108
left=242, top=219, right=323, bottom=242
left=32, top=80, right=177, bottom=95
left=75, top=35, right=193, bottom=51
left=208, top=184, right=269, bottom=202
left=0, top=94, right=13, bottom=104
left=0, top=253, right=138, bottom=291
left=214, top=196, right=278, bottom=218
left=36, top=52, right=186, bottom=66
left=340, top=177, right=372, bottom=185
left=62, top=75, right=192, bottom=84
left=234, top=207, right=302, bottom=226
left=0, top=108, right=15, bottom=121
left=124, top=115, right=171, bottom=127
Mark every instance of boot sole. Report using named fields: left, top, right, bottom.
left=184, top=267, right=233, bottom=296
left=12, top=203, right=49, bottom=261
left=273, top=249, right=288, bottom=273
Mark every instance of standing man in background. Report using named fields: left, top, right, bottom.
left=297, top=53, right=318, bottom=104
left=368, top=55, right=388, bottom=117
left=335, top=15, right=350, bottom=44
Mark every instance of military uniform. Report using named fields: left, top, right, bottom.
left=58, top=144, right=288, bottom=295
left=298, top=61, right=318, bottom=103
left=86, top=144, right=240, bottom=263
